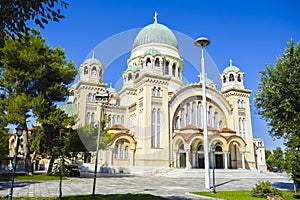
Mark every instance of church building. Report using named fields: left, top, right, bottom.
left=65, top=15, right=267, bottom=173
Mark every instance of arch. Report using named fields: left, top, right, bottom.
left=146, top=57, right=151, bottom=66
left=84, top=66, right=88, bottom=74
left=128, top=73, right=132, bottom=81
left=165, top=61, right=169, bottom=75
left=229, top=74, right=234, bottom=82
left=154, top=58, right=160, bottom=67
left=110, top=134, right=136, bottom=150
left=237, top=74, right=242, bottom=82
left=172, top=63, right=176, bottom=76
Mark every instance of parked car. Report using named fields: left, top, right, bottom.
left=271, top=167, right=282, bottom=173
left=66, top=165, right=80, bottom=177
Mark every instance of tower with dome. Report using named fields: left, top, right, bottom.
left=65, top=14, right=266, bottom=173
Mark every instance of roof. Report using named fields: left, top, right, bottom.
left=110, top=124, right=129, bottom=131
left=133, top=23, right=178, bottom=49
left=220, top=127, right=237, bottom=133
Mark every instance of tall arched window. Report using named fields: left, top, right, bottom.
left=186, top=103, right=190, bottom=125
left=196, top=102, right=201, bottom=128
left=208, top=106, right=212, bottom=126
left=125, top=146, right=129, bottom=159
left=180, top=108, right=185, bottom=128
left=229, top=74, right=234, bottom=82
left=151, top=108, right=161, bottom=148
left=128, top=73, right=132, bottom=81
left=157, top=87, right=161, bottom=97
left=91, top=113, right=95, bottom=125
left=146, top=58, right=151, bottom=66
left=237, top=74, right=242, bottom=82
left=165, top=61, right=169, bottom=75
left=151, top=109, right=156, bottom=148
left=192, top=102, right=196, bottom=126
left=152, top=87, right=156, bottom=96
left=172, top=63, right=176, bottom=76
left=154, top=58, right=159, bottom=67
left=86, top=112, right=90, bottom=124
left=84, top=66, right=88, bottom=74
left=214, top=112, right=218, bottom=128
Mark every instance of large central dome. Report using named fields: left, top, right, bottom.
left=133, top=23, right=178, bottom=49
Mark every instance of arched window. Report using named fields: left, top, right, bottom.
left=91, top=113, right=95, bottom=125
left=146, top=58, right=151, bottom=66
left=218, top=120, right=223, bottom=130
left=115, top=145, right=119, bottom=159
left=125, top=146, right=129, bottom=159
left=151, top=109, right=156, bottom=148
left=128, top=73, right=132, bottom=81
left=192, top=102, right=196, bottom=126
left=223, top=75, right=226, bottom=83
left=154, top=58, right=159, bottom=67
left=186, top=103, right=190, bottom=125
left=157, top=87, right=161, bottom=97
left=117, top=115, right=120, bottom=124
left=84, top=66, right=88, bottom=74
left=156, top=109, right=161, bottom=147
left=120, top=141, right=124, bottom=159
left=172, top=63, right=176, bottom=76
left=197, top=102, right=201, bottom=128
left=180, top=108, right=185, bottom=128
left=229, top=74, right=234, bottom=82
left=121, top=115, right=124, bottom=125
left=135, top=73, right=139, bottom=79
left=208, top=106, right=212, bottom=126
left=86, top=112, right=90, bottom=124
left=87, top=93, right=92, bottom=102
left=237, top=74, right=242, bottom=82
left=92, top=67, right=97, bottom=76
left=112, top=115, right=116, bottom=125
left=214, top=112, right=218, bottom=128
left=175, top=116, right=180, bottom=129
left=152, top=87, right=156, bottom=96
left=165, top=61, right=169, bottom=75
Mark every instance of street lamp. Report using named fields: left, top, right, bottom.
left=211, top=144, right=216, bottom=194
left=8, top=124, right=24, bottom=200
left=194, top=37, right=210, bottom=189
left=92, top=90, right=110, bottom=196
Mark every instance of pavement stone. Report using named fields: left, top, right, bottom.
left=0, top=169, right=293, bottom=200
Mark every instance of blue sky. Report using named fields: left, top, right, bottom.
left=36, top=0, right=300, bottom=150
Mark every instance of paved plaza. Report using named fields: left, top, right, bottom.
left=0, top=169, right=293, bottom=200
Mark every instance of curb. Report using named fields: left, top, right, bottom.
left=185, top=192, right=225, bottom=200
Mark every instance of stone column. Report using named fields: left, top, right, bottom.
left=241, top=152, right=245, bottom=169
left=109, top=148, right=114, bottom=166
left=186, top=150, right=191, bottom=169
left=130, top=149, right=135, bottom=166
left=173, top=151, right=177, bottom=168
left=192, top=151, right=196, bottom=168
left=224, top=151, right=228, bottom=169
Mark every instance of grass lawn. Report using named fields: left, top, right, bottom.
left=0, top=173, right=68, bottom=181
left=194, top=190, right=300, bottom=200
left=0, top=194, right=167, bottom=200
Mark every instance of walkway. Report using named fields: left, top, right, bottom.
left=0, top=169, right=293, bottom=200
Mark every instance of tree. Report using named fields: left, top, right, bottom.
left=0, top=29, right=76, bottom=175
left=255, top=39, right=300, bottom=191
left=0, top=126, right=9, bottom=159
left=0, top=0, right=68, bottom=45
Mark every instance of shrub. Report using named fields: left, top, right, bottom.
left=251, top=180, right=283, bottom=199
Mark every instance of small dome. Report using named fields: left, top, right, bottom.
left=143, top=49, right=162, bottom=56
left=127, top=65, right=140, bottom=71
left=133, top=23, right=178, bottom=49
left=223, top=59, right=240, bottom=73
left=107, top=83, right=117, bottom=94
left=58, top=104, right=76, bottom=117
left=206, top=78, right=215, bottom=85
left=84, top=57, right=102, bottom=66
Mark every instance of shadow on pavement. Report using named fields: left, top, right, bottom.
left=272, top=181, right=294, bottom=190
left=215, top=179, right=240, bottom=188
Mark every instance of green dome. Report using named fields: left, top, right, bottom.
left=84, top=57, right=102, bottom=65
left=223, top=65, right=240, bottom=73
left=206, top=78, right=215, bottom=85
left=107, top=87, right=117, bottom=94
left=143, top=49, right=162, bottom=56
left=127, top=65, right=140, bottom=71
left=223, top=59, right=241, bottom=73
left=133, top=23, right=178, bottom=49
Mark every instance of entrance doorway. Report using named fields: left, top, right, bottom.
left=179, top=153, right=186, bottom=168
left=215, top=154, right=223, bottom=168
left=198, top=153, right=204, bottom=168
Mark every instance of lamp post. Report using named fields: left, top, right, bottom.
left=92, top=90, right=109, bottom=196
left=211, top=144, right=216, bottom=194
left=8, top=124, right=24, bottom=200
left=194, top=37, right=211, bottom=189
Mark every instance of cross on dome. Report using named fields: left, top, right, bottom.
left=154, top=11, right=158, bottom=24
left=92, top=51, right=95, bottom=59
left=229, top=58, right=233, bottom=66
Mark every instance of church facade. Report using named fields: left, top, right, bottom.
left=66, top=17, right=267, bottom=173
